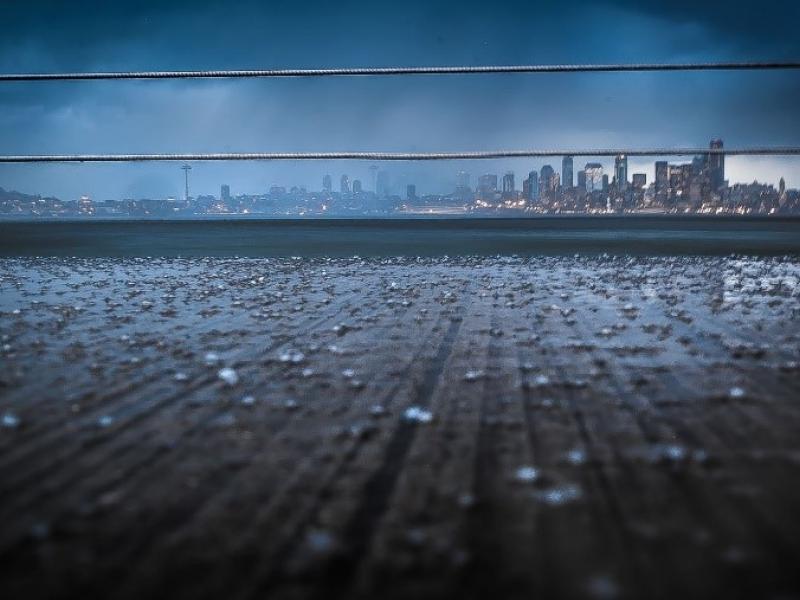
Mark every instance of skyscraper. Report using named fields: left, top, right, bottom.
left=340, top=174, right=350, bottom=194
left=614, top=154, right=628, bottom=192
left=502, top=172, right=515, bottom=198
left=708, top=139, right=725, bottom=190
left=655, top=161, right=669, bottom=196
left=220, top=184, right=231, bottom=203
left=406, top=184, right=417, bottom=201
left=455, top=171, right=471, bottom=199
left=562, top=156, right=574, bottom=189
left=632, top=173, right=647, bottom=188
left=527, top=170, right=539, bottom=201
left=352, top=179, right=363, bottom=194
left=478, top=174, right=498, bottom=199
left=540, top=165, right=556, bottom=195
left=376, top=170, right=390, bottom=197
left=577, top=170, right=586, bottom=190
left=323, top=174, right=332, bottom=193
left=584, top=163, right=603, bottom=192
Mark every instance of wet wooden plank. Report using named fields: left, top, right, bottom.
left=1, top=256, right=799, bottom=600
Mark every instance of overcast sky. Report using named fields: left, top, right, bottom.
left=0, top=0, right=798, bottom=199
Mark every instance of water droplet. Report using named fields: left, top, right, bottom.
left=403, top=406, right=433, bottom=423
left=464, top=369, right=485, bottom=382
left=279, top=349, right=305, bottom=364
left=533, top=374, right=550, bottom=386
left=2, top=412, right=20, bottom=429
left=728, top=386, right=746, bottom=399
left=217, top=367, right=239, bottom=386
left=566, top=448, right=586, bottom=465
left=536, top=483, right=582, bottom=505
left=515, top=466, right=539, bottom=483
left=369, top=404, right=386, bottom=417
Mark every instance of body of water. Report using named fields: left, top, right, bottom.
left=1, top=216, right=799, bottom=256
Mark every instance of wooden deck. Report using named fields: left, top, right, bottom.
left=1, top=256, right=800, bottom=599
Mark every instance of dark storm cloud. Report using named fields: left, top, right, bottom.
left=0, top=0, right=798, bottom=199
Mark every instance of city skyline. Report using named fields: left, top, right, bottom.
left=1, top=151, right=796, bottom=204
left=4, top=140, right=799, bottom=217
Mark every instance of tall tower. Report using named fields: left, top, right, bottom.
left=181, top=164, right=192, bottom=202
left=540, top=165, right=555, bottom=195
left=376, top=170, right=390, bottom=197
left=655, top=161, right=669, bottom=195
left=708, top=139, right=725, bottom=190
left=502, top=172, right=515, bottom=198
left=562, top=156, right=574, bottom=189
left=584, top=163, right=603, bottom=193
left=323, top=174, right=332, bottom=193
left=528, top=170, right=539, bottom=201
left=614, top=154, right=628, bottom=192
left=369, top=165, right=379, bottom=193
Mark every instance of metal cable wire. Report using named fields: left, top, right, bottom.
left=2, top=148, right=800, bottom=163
left=1, top=62, right=800, bottom=81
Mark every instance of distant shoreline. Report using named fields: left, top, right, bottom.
left=2, top=214, right=800, bottom=223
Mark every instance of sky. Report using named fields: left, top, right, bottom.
left=0, top=0, right=798, bottom=200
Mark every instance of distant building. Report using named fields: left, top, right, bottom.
left=614, top=154, right=628, bottom=192
left=77, top=195, right=94, bottom=215
left=323, top=174, right=332, bottom=193
left=455, top=171, right=471, bottom=199
left=655, top=161, right=669, bottom=196
left=577, top=170, right=586, bottom=190
left=376, top=171, right=390, bottom=197
left=584, top=163, right=603, bottom=192
left=669, top=163, right=694, bottom=202
left=406, top=184, right=417, bottom=201
left=562, top=156, right=574, bottom=189
left=707, top=138, right=725, bottom=190
left=527, top=170, right=539, bottom=201
left=502, top=172, right=515, bottom=198
left=477, top=174, right=498, bottom=199
left=602, top=174, right=609, bottom=192
left=352, top=179, right=363, bottom=194
left=632, top=173, right=647, bottom=188
left=220, top=184, right=231, bottom=203
left=540, top=165, right=556, bottom=195
left=340, top=175, right=350, bottom=194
